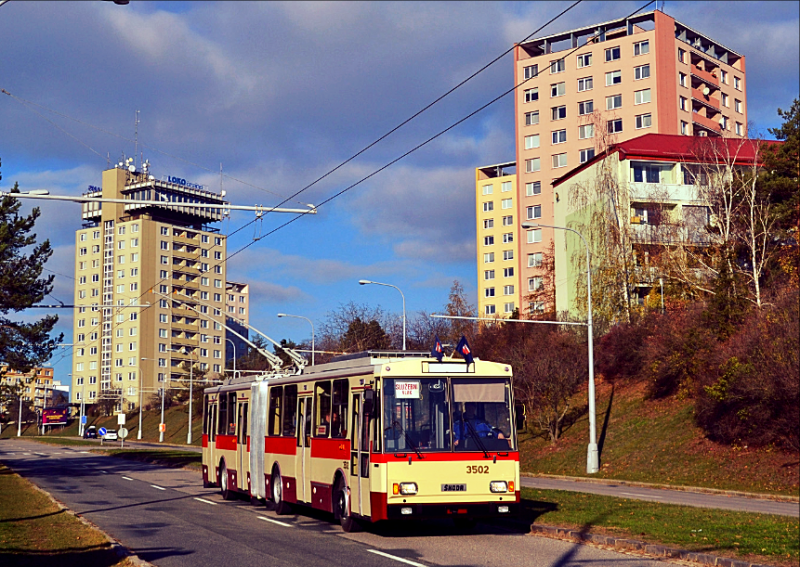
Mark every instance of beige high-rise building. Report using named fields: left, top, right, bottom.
left=508, top=9, right=746, bottom=315
left=71, top=165, right=231, bottom=413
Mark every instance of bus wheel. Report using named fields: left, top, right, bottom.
left=271, top=470, right=291, bottom=515
left=220, top=461, right=233, bottom=501
left=335, top=479, right=360, bottom=533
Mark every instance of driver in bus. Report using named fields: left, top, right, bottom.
left=453, top=402, right=505, bottom=446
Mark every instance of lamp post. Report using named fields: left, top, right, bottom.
left=170, top=347, right=196, bottom=445
left=136, top=360, right=144, bottom=440
left=277, top=313, right=315, bottom=365
left=358, top=279, right=406, bottom=350
left=141, top=357, right=166, bottom=442
left=225, top=338, right=237, bottom=378
left=521, top=221, right=598, bottom=474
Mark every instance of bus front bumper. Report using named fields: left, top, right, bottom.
left=386, top=500, right=520, bottom=520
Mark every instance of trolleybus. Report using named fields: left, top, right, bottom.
left=202, top=350, right=519, bottom=531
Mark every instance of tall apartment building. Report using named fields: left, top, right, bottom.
left=0, top=365, right=56, bottom=414
left=512, top=9, right=747, bottom=315
left=475, top=162, right=520, bottom=318
left=71, top=164, right=232, bottom=413
left=225, top=281, right=250, bottom=367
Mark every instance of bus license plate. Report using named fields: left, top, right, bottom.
left=441, top=483, right=467, bottom=492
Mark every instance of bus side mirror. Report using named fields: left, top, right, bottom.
left=363, top=390, right=375, bottom=416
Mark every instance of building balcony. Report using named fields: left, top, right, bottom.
left=692, top=112, right=722, bottom=134
left=173, top=279, right=199, bottom=291
left=173, top=234, right=197, bottom=246
left=172, top=335, right=199, bottom=348
left=172, top=263, right=200, bottom=276
left=691, top=87, right=720, bottom=110
left=172, top=248, right=199, bottom=261
left=171, top=322, right=198, bottom=333
left=690, top=65, right=719, bottom=88
left=628, top=183, right=702, bottom=204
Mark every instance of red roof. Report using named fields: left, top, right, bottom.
left=554, top=134, right=781, bottom=187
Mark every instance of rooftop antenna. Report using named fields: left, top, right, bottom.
left=220, top=162, right=225, bottom=197
left=134, top=110, right=140, bottom=170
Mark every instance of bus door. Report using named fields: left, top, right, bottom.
left=296, top=396, right=312, bottom=503
left=238, top=399, right=249, bottom=490
left=349, top=390, right=372, bottom=518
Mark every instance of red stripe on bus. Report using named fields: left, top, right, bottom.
left=370, top=491, right=388, bottom=522
left=370, top=451, right=519, bottom=463
left=215, top=434, right=237, bottom=451
left=247, top=436, right=250, bottom=453
left=265, top=436, right=297, bottom=455
left=310, top=438, right=351, bottom=459
left=202, top=434, right=208, bottom=448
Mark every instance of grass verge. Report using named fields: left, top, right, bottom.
left=0, top=463, right=134, bottom=567
left=522, top=487, right=799, bottom=567
left=99, top=449, right=202, bottom=470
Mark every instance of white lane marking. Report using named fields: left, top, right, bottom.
left=151, top=485, right=166, bottom=491
left=194, top=497, right=218, bottom=506
left=34, top=452, right=47, bottom=456
left=79, top=451, right=90, bottom=454
left=257, top=515, right=293, bottom=528
left=620, top=491, right=663, bottom=499
left=368, top=550, right=428, bottom=567
left=23, top=453, right=31, bottom=455
left=100, top=470, right=109, bottom=474
left=122, top=476, right=134, bottom=481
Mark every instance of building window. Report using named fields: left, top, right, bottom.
left=501, top=181, right=512, bottom=192
left=503, top=285, right=515, bottom=296
left=483, top=219, right=494, bottom=229
left=527, top=205, right=542, bottom=220
left=161, top=227, right=169, bottom=235
left=578, top=100, right=593, bottom=115
left=681, top=120, right=689, bottom=135
left=632, top=163, right=661, bottom=183
left=501, top=198, right=513, bottom=209
left=720, top=115, right=728, bottom=130
left=528, top=253, right=543, bottom=268
left=735, top=99, right=742, bottom=113
left=524, top=88, right=539, bottom=103
left=679, top=96, right=687, bottom=111
left=578, top=124, right=594, bottom=139
left=551, top=106, right=567, bottom=120
left=577, top=77, right=593, bottom=92
left=607, top=119, right=623, bottom=133
left=524, top=134, right=540, bottom=150
left=606, top=94, right=623, bottom=113
left=721, top=93, right=729, bottom=107
left=576, top=53, right=592, bottom=68
left=679, top=72, right=687, bottom=87
left=529, top=276, right=544, bottom=291
left=530, top=301, right=545, bottom=313
left=734, top=76, right=741, bottom=90
left=550, top=59, right=565, bottom=74
left=484, top=305, right=496, bottom=315
left=721, top=70, right=728, bottom=84
left=551, top=153, right=568, bottom=168
left=503, top=233, right=514, bottom=244
left=504, top=267, right=514, bottom=278
left=550, top=82, right=565, bottom=97
left=117, top=240, right=125, bottom=250
left=484, top=270, right=495, bottom=281
left=678, top=48, right=686, bottom=63
left=525, top=158, right=541, bottom=173
left=635, top=114, right=652, bottom=129
left=633, top=40, right=649, bottom=56
left=482, top=202, right=494, bottom=213
left=635, top=88, right=651, bottom=105
left=736, top=122, right=743, bottom=136
left=484, top=252, right=495, bottom=264
left=485, top=288, right=495, bottom=298
left=131, top=224, right=139, bottom=233
left=523, top=64, right=538, bottom=79
left=526, top=181, right=541, bottom=196
left=527, top=229, right=543, bottom=244
left=580, top=148, right=596, bottom=163
left=525, top=111, right=540, bottom=126
left=482, top=184, right=493, bottom=195
left=605, top=46, right=620, bottom=62
left=634, top=64, right=650, bottom=80
left=502, top=215, right=513, bottom=226
left=552, top=129, right=567, bottom=144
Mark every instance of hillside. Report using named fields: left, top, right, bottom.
left=518, top=379, right=799, bottom=496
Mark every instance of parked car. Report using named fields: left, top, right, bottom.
left=103, top=429, right=118, bottom=441
left=83, top=426, right=97, bottom=439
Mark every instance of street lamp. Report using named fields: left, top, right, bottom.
left=358, top=279, right=406, bottom=350
left=521, top=221, right=598, bottom=474
left=225, top=338, right=237, bottom=378
left=170, top=347, right=196, bottom=445
left=277, top=313, right=315, bottom=365
left=141, top=357, right=166, bottom=443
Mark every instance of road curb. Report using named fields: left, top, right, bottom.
left=529, top=524, right=775, bottom=567
left=7, top=463, right=155, bottom=567
left=522, top=473, right=800, bottom=503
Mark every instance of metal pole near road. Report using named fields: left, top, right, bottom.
left=277, top=313, right=315, bottom=366
left=522, top=221, right=598, bottom=474
left=225, top=338, right=237, bottom=378
left=358, top=280, right=406, bottom=350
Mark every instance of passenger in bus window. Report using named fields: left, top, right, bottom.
left=454, top=402, right=505, bottom=446
left=229, top=422, right=236, bottom=435
left=331, top=411, right=343, bottom=437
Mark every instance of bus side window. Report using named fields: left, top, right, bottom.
left=314, top=381, right=332, bottom=438
left=331, top=379, right=348, bottom=439
left=218, top=392, right=228, bottom=437
left=268, top=386, right=283, bottom=436
left=282, top=385, right=297, bottom=437
left=203, top=395, right=209, bottom=435
left=228, top=393, right=237, bottom=436
left=209, top=403, right=216, bottom=442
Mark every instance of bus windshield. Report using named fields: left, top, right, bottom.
left=382, top=377, right=514, bottom=453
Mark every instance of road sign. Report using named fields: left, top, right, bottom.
left=118, top=427, right=129, bottom=439
left=98, top=427, right=107, bottom=437
left=118, top=414, right=126, bottom=426
left=159, top=423, right=166, bottom=433
left=81, top=415, right=87, bottom=425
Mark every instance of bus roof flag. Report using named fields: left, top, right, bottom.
left=431, top=334, right=444, bottom=362
left=455, top=335, right=474, bottom=365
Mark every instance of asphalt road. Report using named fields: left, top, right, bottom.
left=75, top=436, right=800, bottom=517
left=2, top=438, right=678, bottom=567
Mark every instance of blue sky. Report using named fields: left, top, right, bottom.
left=0, top=1, right=797, bottom=379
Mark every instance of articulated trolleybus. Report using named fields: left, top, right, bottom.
left=202, top=351, right=520, bottom=531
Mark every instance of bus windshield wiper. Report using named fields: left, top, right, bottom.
left=392, top=421, right=424, bottom=460
left=464, top=419, right=490, bottom=459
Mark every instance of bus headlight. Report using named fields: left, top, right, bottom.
left=490, top=481, right=508, bottom=493
left=399, top=482, right=418, bottom=495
